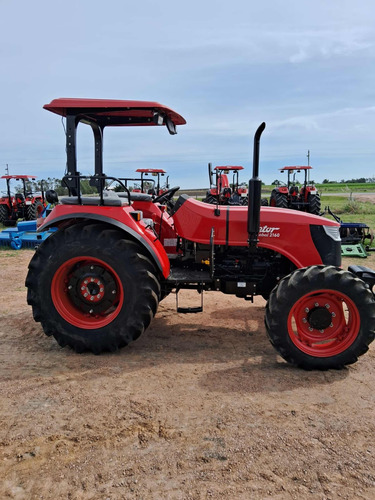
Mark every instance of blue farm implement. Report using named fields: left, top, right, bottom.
left=0, top=220, right=56, bottom=250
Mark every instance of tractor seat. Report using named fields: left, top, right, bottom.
left=15, top=193, right=25, bottom=202
left=59, top=195, right=127, bottom=207
left=117, top=192, right=152, bottom=202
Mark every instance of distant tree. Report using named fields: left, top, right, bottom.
left=322, top=179, right=330, bottom=184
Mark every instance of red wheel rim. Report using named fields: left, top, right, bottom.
left=51, top=256, right=124, bottom=329
left=287, top=289, right=360, bottom=357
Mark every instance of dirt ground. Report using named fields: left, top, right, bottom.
left=0, top=249, right=375, bottom=500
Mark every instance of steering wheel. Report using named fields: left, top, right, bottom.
left=153, top=186, right=180, bottom=207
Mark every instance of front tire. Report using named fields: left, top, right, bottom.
left=26, top=223, right=160, bottom=353
left=265, top=266, right=375, bottom=369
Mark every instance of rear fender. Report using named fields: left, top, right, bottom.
left=38, top=206, right=170, bottom=278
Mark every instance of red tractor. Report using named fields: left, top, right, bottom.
left=135, top=168, right=169, bottom=196
left=203, top=165, right=248, bottom=205
left=113, top=169, right=169, bottom=196
left=0, top=175, right=46, bottom=226
left=26, top=98, right=375, bottom=370
left=270, top=166, right=321, bottom=214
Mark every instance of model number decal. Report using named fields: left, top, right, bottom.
left=259, top=225, right=280, bottom=238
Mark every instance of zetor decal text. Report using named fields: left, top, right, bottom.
left=258, top=225, right=280, bottom=238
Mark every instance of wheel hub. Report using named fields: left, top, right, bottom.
left=79, top=276, right=104, bottom=304
left=67, top=264, right=118, bottom=314
left=307, top=306, right=333, bottom=330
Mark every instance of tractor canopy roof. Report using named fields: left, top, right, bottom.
left=280, top=166, right=312, bottom=172
left=1, top=175, right=37, bottom=180
left=215, top=166, right=244, bottom=171
left=136, top=169, right=167, bottom=174
left=44, top=98, right=186, bottom=134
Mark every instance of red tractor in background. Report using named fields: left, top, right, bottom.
left=135, top=168, right=170, bottom=195
left=203, top=164, right=248, bottom=205
left=113, top=168, right=170, bottom=196
left=270, top=166, right=321, bottom=215
left=0, top=175, right=47, bottom=226
left=26, top=98, right=375, bottom=371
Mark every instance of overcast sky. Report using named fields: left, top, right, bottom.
left=1, top=0, right=375, bottom=188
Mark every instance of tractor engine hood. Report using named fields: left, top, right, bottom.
left=172, top=195, right=340, bottom=268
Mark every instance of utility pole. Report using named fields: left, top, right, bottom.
left=306, top=151, right=310, bottom=182
left=5, top=163, right=9, bottom=175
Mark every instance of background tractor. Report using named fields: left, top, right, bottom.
left=270, top=166, right=321, bottom=214
left=26, top=98, right=375, bottom=370
left=0, top=175, right=47, bottom=226
left=135, top=168, right=170, bottom=195
left=110, top=168, right=170, bottom=196
left=203, top=164, right=248, bottom=205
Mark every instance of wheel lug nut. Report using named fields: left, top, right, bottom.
left=325, top=304, right=330, bottom=309
left=308, top=327, right=313, bottom=331
left=302, top=318, right=307, bottom=323
left=331, top=312, right=336, bottom=318
left=319, top=329, right=324, bottom=333
left=305, top=308, right=309, bottom=313
left=314, top=302, right=319, bottom=307
left=68, top=285, right=72, bottom=290
left=112, top=290, right=116, bottom=295
left=330, top=323, right=333, bottom=328
left=89, top=309, right=93, bottom=314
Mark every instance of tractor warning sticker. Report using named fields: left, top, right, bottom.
left=258, top=225, right=280, bottom=238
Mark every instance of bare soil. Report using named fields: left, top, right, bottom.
left=0, top=249, right=375, bottom=500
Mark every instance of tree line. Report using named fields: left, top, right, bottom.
left=321, top=177, right=375, bottom=184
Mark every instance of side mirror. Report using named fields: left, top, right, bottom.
left=208, top=162, right=213, bottom=186
left=166, top=117, right=177, bottom=135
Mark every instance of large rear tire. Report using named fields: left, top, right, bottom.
left=26, top=223, right=160, bottom=353
left=27, top=200, right=44, bottom=220
left=0, top=204, right=9, bottom=223
left=265, top=266, right=375, bottom=370
left=202, top=194, right=218, bottom=204
left=270, top=190, right=288, bottom=209
left=307, top=193, right=321, bottom=215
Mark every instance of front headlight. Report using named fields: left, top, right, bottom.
left=323, top=225, right=341, bottom=242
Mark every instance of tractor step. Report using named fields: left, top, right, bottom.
left=175, top=289, right=204, bottom=314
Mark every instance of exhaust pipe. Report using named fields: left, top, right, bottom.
left=248, top=122, right=266, bottom=247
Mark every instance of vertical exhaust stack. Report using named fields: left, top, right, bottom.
left=248, top=122, right=266, bottom=247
